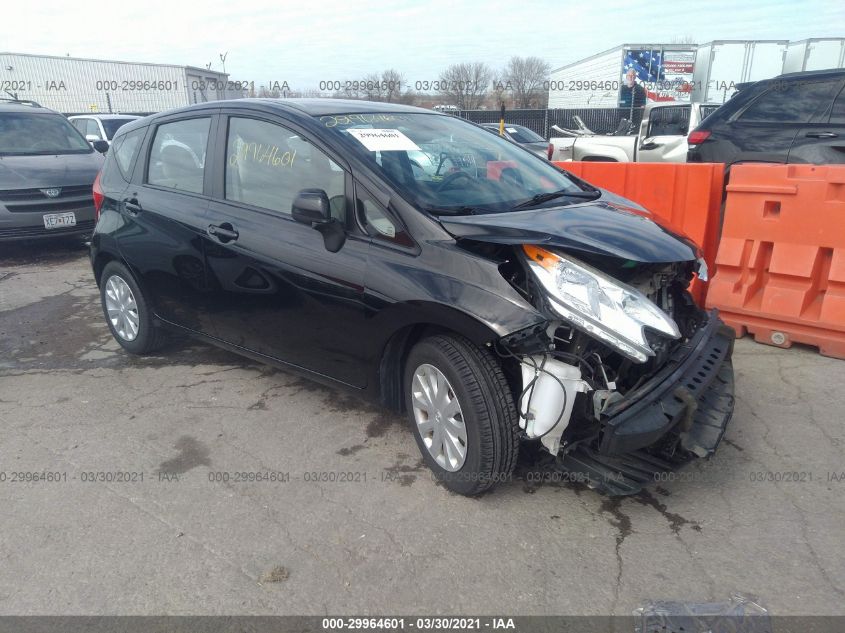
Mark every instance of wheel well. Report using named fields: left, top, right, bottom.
left=582, top=156, right=617, bottom=162
left=92, top=252, right=117, bottom=286
left=378, top=323, right=521, bottom=414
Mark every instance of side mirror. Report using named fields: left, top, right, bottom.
left=292, top=188, right=331, bottom=225
left=291, top=188, right=345, bottom=252
left=92, top=140, right=110, bottom=154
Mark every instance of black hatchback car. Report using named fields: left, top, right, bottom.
left=688, top=69, right=845, bottom=166
left=91, top=99, right=735, bottom=496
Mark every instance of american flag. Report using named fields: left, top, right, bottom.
left=623, top=49, right=665, bottom=83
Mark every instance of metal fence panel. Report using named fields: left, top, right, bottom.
left=459, top=107, right=645, bottom=139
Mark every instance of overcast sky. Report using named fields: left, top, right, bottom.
left=4, top=0, right=843, bottom=88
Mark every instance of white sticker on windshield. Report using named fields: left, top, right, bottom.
left=346, top=128, right=420, bottom=152
left=506, top=127, right=517, bottom=133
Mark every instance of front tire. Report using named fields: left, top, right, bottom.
left=404, top=334, right=519, bottom=495
left=99, top=261, right=165, bottom=355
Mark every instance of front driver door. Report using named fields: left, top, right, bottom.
left=203, top=114, right=371, bottom=387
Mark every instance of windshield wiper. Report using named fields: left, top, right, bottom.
left=423, top=205, right=484, bottom=216
left=511, top=188, right=601, bottom=210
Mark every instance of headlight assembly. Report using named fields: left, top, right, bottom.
left=522, top=245, right=680, bottom=363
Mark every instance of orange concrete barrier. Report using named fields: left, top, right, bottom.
left=705, top=164, right=845, bottom=359
left=554, top=162, right=725, bottom=304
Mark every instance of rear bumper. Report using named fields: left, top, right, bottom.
left=599, top=310, right=735, bottom=457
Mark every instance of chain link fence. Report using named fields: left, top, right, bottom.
left=458, top=107, right=647, bottom=139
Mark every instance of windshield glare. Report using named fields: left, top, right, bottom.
left=320, top=112, right=585, bottom=213
left=0, top=113, right=93, bottom=155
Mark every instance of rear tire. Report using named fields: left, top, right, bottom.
left=404, top=334, right=519, bottom=495
left=99, top=261, right=166, bottom=355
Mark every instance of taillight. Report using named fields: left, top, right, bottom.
left=547, top=143, right=554, bottom=160
left=92, top=171, right=104, bottom=220
left=688, top=130, right=711, bottom=145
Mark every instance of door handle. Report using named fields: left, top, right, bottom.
left=123, top=198, right=142, bottom=215
left=207, top=223, right=239, bottom=242
left=805, top=131, right=838, bottom=139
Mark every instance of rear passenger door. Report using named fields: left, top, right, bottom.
left=790, top=78, right=845, bottom=164
left=117, top=113, right=218, bottom=334
left=726, top=78, right=840, bottom=164
left=202, top=113, right=371, bottom=387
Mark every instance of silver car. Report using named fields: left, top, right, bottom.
left=0, top=100, right=105, bottom=241
left=480, top=123, right=550, bottom=159
left=68, top=114, right=142, bottom=147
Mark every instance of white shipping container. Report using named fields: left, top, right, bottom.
left=0, top=52, right=240, bottom=114
left=783, top=38, right=845, bottom=73
left=547, top=47, right=623, bottom=108
left=691, top=40, right=788, bottom=103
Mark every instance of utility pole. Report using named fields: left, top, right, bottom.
left=219, top=52, right=228, bottom=74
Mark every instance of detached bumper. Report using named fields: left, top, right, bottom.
left=557, top=311, right=735, bottom=495
left=599, top=310, right=735, bottom=456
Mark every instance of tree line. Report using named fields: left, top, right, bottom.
left=253, top=57, right=552, bottom=110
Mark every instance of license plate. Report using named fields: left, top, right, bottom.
left=43, top=212, right=76, bottom=229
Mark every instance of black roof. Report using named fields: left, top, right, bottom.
left=774, top=68, right=845, bottom=81
left=0, top=99, right=61, bottom=114
left=143, top=98, right=438, bottom=121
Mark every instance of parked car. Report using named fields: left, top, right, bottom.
left=480, top=123, right=551, bottom=159
left=91, top=99, right=735, bottom=496
left=0, top=99, right=105, bottom=241
left=69, top=114, right=142, bottom=147
left=688, top=69, right=845, bottom=166
left=550, top=101, right=721, bottom=162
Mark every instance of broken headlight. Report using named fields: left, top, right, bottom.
left=523, top=245, right=680, bottom=363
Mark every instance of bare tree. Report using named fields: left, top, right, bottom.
left=438, top=62, right=493, bottom=110
left=502, top=56, right=551, bottom=109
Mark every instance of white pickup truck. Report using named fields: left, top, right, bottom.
left=549, top=102, right=721, bottom=163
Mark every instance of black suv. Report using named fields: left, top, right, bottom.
left=687, top=69, right=845, bottom=166
left=91, top=99, right=735, bottom=496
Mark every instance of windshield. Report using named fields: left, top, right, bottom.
left=320, top=112, right=587, bottom=214
left=506, top=125, right=545, bottom=144
left=102, top=118, right=137, bottom=140
left=0, top=112, right=93, bottom=155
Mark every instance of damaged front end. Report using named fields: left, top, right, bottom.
left=497, top=243, right=735, bottom=495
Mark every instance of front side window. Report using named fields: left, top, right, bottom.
left=225, top=117, right=345, bottom=218
left=85, top=119, right=101, bottom=139
left=319, top=112, right=586, bottom=215
left=0, top=113, right=92, bottom=155
left=147, top=118, right=210, bottom=194
left=738, top=80, right=838, bottom=123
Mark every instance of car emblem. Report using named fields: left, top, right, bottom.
left=41, top=188, right=62, bottom=198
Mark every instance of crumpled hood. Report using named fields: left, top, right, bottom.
left=0, top=152, right=104, bottom=189
left=439, top=195, right=699, bottom=263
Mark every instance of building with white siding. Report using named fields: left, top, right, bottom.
left=0, top=52, right=246, bottom=114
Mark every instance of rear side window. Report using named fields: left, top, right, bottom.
left=224, top=117, right=344, bottom=216
left=114, top=128, right=145, bottom=179
left=147, top=118, right=210, bottom=194
left=647, top=106, right=691, bottom=136
left=738, top=80, right=838, bottom=123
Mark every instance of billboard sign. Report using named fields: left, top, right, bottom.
left=619, top=48, right=696, bottom=106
